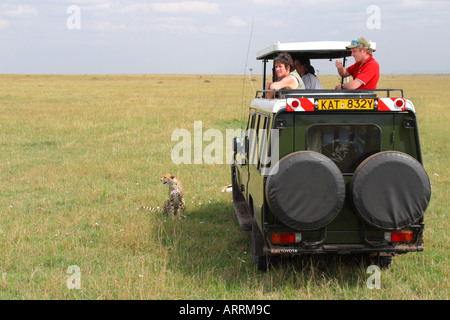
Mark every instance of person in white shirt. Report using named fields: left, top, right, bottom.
left=294, top=56, right=323, bottom=90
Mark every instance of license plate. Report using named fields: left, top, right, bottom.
left=318, top=99, right=375, bottom=110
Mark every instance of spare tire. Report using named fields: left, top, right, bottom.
left=351, top=151, right=431, bottom=230
left=265, top=151, right=345, bottom=231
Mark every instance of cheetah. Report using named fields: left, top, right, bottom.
left=160, top=174, right=186, bottom=219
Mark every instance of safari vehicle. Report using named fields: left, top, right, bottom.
left=231, top=41, right=431, bottom=271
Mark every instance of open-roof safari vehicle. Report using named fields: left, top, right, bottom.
left=231, top=41, right=431, bottom=271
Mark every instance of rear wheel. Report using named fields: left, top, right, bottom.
left=377, top=256, right=393, bottom=270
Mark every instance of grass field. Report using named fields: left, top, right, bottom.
left=0, top=73, right=448, bottom=300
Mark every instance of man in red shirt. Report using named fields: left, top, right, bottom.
left=335, top=37, right=379, bottom=90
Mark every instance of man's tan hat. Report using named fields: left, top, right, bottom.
left=346, top=37, right=371, bottom=49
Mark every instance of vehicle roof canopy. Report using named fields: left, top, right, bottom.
left=256, top=41, right=377, bottom=60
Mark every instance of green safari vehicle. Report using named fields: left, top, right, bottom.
left=231, top=41, right=431, bottom=271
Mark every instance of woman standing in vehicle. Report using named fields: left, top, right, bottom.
left=265, top=52, right=305, bottom=97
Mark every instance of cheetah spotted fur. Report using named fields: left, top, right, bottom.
left=160, top=174, right=186, bottom=219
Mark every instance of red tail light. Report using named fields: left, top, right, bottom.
left=271, top=233, right=301, bottom=244
left=389, top=231, right=414, bottom=242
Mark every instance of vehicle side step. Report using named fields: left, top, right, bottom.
left=231, top=163, right=253, bottom=231
left=233, top=199, right=252, bottom=231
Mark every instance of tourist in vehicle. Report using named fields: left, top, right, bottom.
left=294, top=56, right=322, bottom=89
left=335, top=37, right=379, bottom=90
left=265, top=52, right=305, bottom=98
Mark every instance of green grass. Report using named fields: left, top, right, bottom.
left=0, top=74, right=448, bottom=299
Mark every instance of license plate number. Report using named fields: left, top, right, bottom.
left=318, top=99, right=374, bottom=110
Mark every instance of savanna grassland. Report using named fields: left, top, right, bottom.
left=0, top=73, right=448, bottom=300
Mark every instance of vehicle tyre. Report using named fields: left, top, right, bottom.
left=351, top=151, right=431, bottom=230
left=252, top=216, right=268, bottom=271
left=377, top=256, right=393, bottom=270
left=265, top=151, right=345, bottom=231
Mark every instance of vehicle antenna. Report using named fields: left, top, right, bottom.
left=241, top=16, right=255, bottom=129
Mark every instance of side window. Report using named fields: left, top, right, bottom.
left=248, top=114, right=258, bottom=166
left=306, top=124, right=381, bottom=173
left=257, top=116, right=269, bottom=170
left=246, top=113, right=255, bottom=132
left=248, top=114, right=269, bottom=169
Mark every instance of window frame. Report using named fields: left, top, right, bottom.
left=305, top=123, right=383, bottom=174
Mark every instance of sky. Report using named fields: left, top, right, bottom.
left=0, top=0, right=449, bottom=75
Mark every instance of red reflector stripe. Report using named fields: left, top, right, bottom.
left=287, top=98, right=314, bottom=112
left=378, top=98, right=406, bottom=111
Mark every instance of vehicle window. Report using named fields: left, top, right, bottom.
left=247, top=113, right=255, bottom=132
left=257, top=116, right=269, bottom=169
left=248, top=114, right=270, bottom=169
left=306, top=124, right=381, bottom=173
left=249, top=114, right=259, bottom=166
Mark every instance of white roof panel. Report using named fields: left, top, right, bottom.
left=256, top=41, right=376, bottom=60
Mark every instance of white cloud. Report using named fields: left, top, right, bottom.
left=400, top=0, right=429, bottom=7
left=79, top=1, right=116, bottom=12
left=252, top=0, right=337, bottom=6
left=158, top=17, right=194, bottom=25
left=62, top=0, right=110, bottom=4
left=150, top=2, right=220, bottom=14
left=0, top=19, right=9, bottom=29
left=119, top=3, right=152, bottom=13
left=91, top=21, right=128, bottom=31
left=228, top=16, right=248, bottom=28
left=152, top=23, right=199, bottom=36
left=251, top=0, right=288, bottom=5
left=399, top=0, right=450, bottom=11
left=1, top=5, right=37, bottom=17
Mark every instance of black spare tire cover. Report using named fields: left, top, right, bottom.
left=351, top=151, right=431, bottom=230
left=265, top=151, right=345, bottom=231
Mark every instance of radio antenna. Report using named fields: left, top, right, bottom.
left=241, top=16, right=255, bottom=128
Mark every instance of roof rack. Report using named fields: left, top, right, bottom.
left=256, top=89, right=404, bottom=99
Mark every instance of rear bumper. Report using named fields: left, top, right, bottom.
left=266, top=243, right=423, bottom=255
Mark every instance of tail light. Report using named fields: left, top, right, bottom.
left=271, top=233, right=301, bottom=244
left=385, top=231, right=414, bottom=242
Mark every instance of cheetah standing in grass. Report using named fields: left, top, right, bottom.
left=161, top=174, right=186, bottom=219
